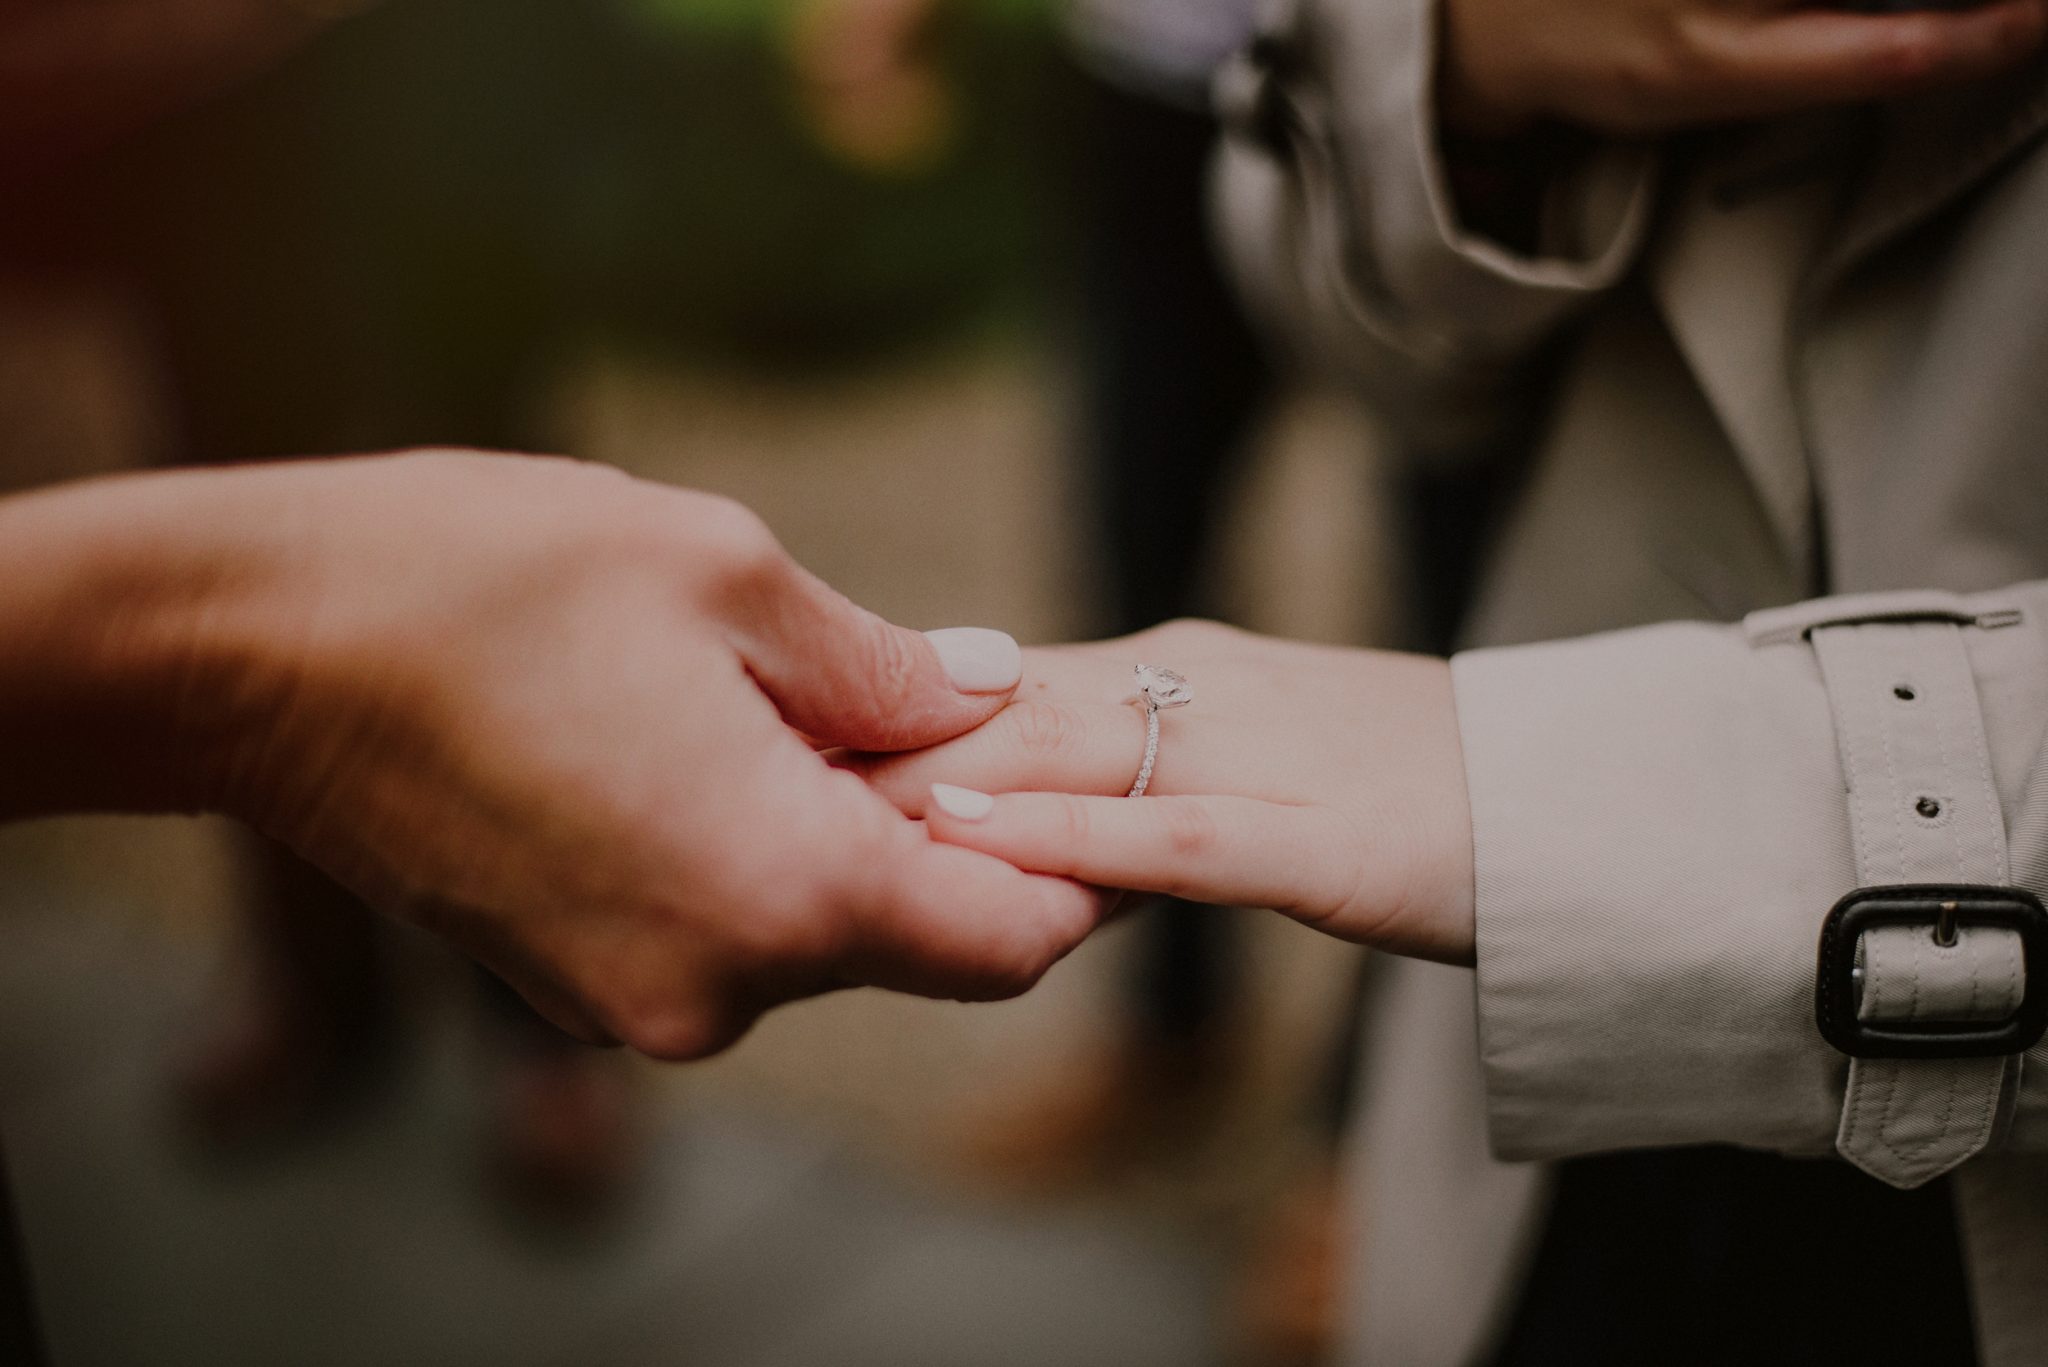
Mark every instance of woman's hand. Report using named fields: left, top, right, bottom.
left=0, top=451, right=1103, bottom=1058
left=1440, top=0, right=2048, bottom=138
left=846, top=621, right=1478, bottom=964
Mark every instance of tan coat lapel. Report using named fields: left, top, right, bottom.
left=1648, top=59, right=2048, bottom=584
left=1649, top=120, right=1850, bottom=580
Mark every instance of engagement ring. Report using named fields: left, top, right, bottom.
left=1127, top=664, right=1192, bottom=798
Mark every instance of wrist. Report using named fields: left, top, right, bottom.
left=0, top=467, right=306, bottom=821
left=1397, top=654, right=1479, bottom=965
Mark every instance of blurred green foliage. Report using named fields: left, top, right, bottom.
left=589, top=1, right=1063, bottom=367
left=54, top=0, right=1072, bottom=457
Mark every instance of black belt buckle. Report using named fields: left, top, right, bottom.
left=1816, top=884, right=2048, bottom=1059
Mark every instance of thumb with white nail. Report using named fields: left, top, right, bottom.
left=728, top=555, right=1023, bottom=753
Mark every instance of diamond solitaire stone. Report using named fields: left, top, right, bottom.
left=1127, top=665, right=1190, bottom=797
left=1135, top=665, right=1192, bottom=709
left=1127, top=666, right=1190, bottom=797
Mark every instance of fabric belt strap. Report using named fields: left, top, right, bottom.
left=1812, top=619, right=2022, bottom=1188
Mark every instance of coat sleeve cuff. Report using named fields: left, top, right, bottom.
left=1315, top=0, right=1656, bottom=347
left=1453, top=586, right=2048, bottom=1161
left=1211, top=0, right=1654, bottom=457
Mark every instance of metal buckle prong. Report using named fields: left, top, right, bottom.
left=1816, top=885, right=2048, bottom=1059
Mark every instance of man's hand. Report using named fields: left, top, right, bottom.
left=0, top=451, right=1103, bottom=1058
left=1439, top=0, right=2048, bottom=137
left=846, top=621, right=1478, bottom=965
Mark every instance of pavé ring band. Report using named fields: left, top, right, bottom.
left=1127, top=664, right=1193, bottom=798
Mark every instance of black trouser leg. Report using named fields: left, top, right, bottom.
left=1064, top=70, right=1272, bottom=1053
left=0, top=1141, right=48, bottom=1367
left=1487, top=1146, right=1977, bottom=1367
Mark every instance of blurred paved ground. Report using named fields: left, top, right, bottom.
left=0, top=889, right=1226, bottom=1367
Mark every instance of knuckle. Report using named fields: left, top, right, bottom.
left=1040, top=895, right=1102, bottom=964
left=1604, top=12, right=1713, bottom=109
left=618, top=1003, right=747, bottom=1061
left=1312, top=856, right=1383, bottom=935
left=672, top=871, right=850, bottom=977
left=760, top=885, right=858, bottom=969
left=1051, top=794, right=1094, bottom=857
left=1289, top=804, right=1419, bottom=943
left=795, top=852, right=903, bottom=961
left=849, top=620, right=925, bottom=713
left=1141, top=616, right=1238, bottom=654
left=1004, top=700, right=1090, bottom=762
left=974, top=949, right=1052, bottom=1002
left=686, top=493, right=785, bottom=584
left=1273, top=816, right=1367, bottom=930
left=1055, top=907, right=1100, bottom=959
left=1614, top=40, right=1691, bottom=107
left=1159, top=801, right=1219, bottom=861
left=1871, top=20, right=1943, bottom=83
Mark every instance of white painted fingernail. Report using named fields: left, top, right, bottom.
left=925, top=627, right=1021, bottom=693
left=930, top=783, right=996, bottom=821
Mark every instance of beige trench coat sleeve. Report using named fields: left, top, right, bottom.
left=1211, top=0, right=1654, bottom=456
left=1456, top=580, right=2048, bottom=1180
